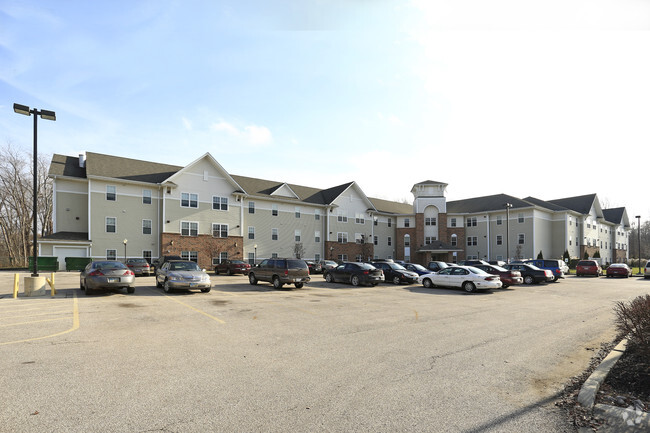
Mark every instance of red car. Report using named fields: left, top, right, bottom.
left=576, top=260, right=602, bottom=277
left=606, top=263, right=632, bottom=278
left=214, top=259, right=251, bottom=275
left=475, top=264, right=523, bottom=288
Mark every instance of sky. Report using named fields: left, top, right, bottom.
left=1, top=0, right=650, bottom=224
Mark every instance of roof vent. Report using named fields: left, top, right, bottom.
left=79, top=154, right=86, bottom=168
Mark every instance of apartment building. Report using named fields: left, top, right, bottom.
left=41, top=152, right=630, bottom=270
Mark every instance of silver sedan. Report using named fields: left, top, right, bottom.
left=155, top=260, right=211, bottom=293
left=80, top=261, right=136, bottom=295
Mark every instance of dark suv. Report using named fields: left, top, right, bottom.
left=248, top=258, right=311, bottom=289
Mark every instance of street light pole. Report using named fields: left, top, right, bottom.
left=123, top=239, right=128, bottom=262
left=13, top=103, right=56, bottom=277
left=635, top=215, right=641, bottom=275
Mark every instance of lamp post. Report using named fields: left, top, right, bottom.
left=634, top=215, right=641, bottom=275
left=254, top=244, right=257, bottom=265
left=123, top=239, right=128, bottom=262
left=13, top=103, right=56, bottom=277
left=505, top=203, right=512, bottom=264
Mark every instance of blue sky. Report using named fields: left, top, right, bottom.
left=2, top=0, right=650, bottom=222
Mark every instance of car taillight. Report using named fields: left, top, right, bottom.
left=124, top=270, right=134, bottom=276
left=485, top=276, right=497, bottom=281
left=88, top=270, right=104, bottom=276
left=555, top=269, right=561, bottom=274
left=127, top=264, right=134, bottom=267
left=363, top=270, right=369, bottom=275
left=284, top=270, right=289, bottom=276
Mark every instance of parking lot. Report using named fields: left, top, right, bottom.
left=1, top=271, right=649, bottom=432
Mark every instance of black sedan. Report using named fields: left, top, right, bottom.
left=404, top=263, right=432, bottom=276
left=503, top=263, right=554, bottom=285
left=371, top=262, right=419, bottom=285
left=324, top=262, right=384, bottom=286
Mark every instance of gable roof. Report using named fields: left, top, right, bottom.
left=447, top=194, right=531, bottom=214
left=522, top=196, right=570, bottom=212
left=547, top=194, right=598, bottom=215
left=369, top=197, right=413, bottom=215
left=48, top=154, right=87, bottom=178
left=602, top=207, right=628, bottom=226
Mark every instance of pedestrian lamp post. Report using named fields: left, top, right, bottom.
left=123, top=239, right=128, bottom=262
left=13, top=103, right=56, bottom=277
left=635, top=215, right=641, bottom=275
left=254, top=244, right=257, bottom=265
left=504, top=203, right=513, bottom=264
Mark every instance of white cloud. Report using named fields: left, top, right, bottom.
left=244, top=125, right=272, bottom=145
left=210, top=119, right=273, bottom=146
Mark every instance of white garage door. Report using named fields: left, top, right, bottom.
left=53, top=247, right=88, bottom=271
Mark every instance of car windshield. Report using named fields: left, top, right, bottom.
left=526, top=264, right=542, bottom=270
left=288, top=260, right=308, bottom=269
left=170, top=262, right=201, bottom=271
left=467, top=266, right=486, bottom=274
left=388, top=263, right=406, bottom=270
left=491, top=265, right=508, bottom=272
left=95, top=261, right=126, bottom=270
left=129, top=259, right=147, bottom=264
left=231, top=260, right=245, bottom=264
left=408, top=264, right=428, bottom=272
left=358, top=263, right=376, bottom=270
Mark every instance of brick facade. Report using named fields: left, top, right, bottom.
left=325, top=241, right=374, bottom=262
left=161, top=233, right=243, bottom=270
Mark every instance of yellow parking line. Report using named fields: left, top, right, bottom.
left=0, top=292, right=79, bottom=346
left=148, top=288, right=225, bottom=324
left=0, top=317, right=69, bottom=327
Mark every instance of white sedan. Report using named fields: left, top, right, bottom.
left=418, top=265, right=502, bottom=293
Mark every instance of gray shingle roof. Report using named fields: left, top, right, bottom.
left=522, top=196, right=569, bottom=212
left=48, top=154, right=86, bottom=178
left=368, top=197, right=413, bottom=215
left=602, top=208, right=625, bottom=224
left=447, top=194, right=531, bottom=214
left=547, top=194, right=597, bottom=215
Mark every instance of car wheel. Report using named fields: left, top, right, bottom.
left=80, top=278, right=85, bottom=290
left=463, top=281, right=477, bottom=293
left=163, top=280, right=172, bottom=293
left=127, top=287, right=135, bottom=294
left=249, top=273, right=258, bottom=285
left=226, top=268, right=232, bottom=276
left=295, top=283, right=304, bottom=289
left=156, top=277, right=162, bottom=288
left=85, top=285, right=93, bottom=296
left=351, top=275, right=360, bottom=286
left=325, top=273, right=333, bottom=283
left=502, top=284, right=510, bottom=289
left=201, top=287, right=211, bottom=293
left=214, top=267, right=220, bottom=275
left=272, top=277, right=283, bottom=290
left=422, top=278, right=433, bottom=289
left=371, top=283, right=378, bottom=287
left=524, top=275, right=534, bottom=285
left=392, top=276, right=401, bottom=285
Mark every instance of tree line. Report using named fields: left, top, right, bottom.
left=0, top=143, right=53, bottom=267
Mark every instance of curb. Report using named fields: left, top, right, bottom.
left=577, top=338, right=649, bottom=431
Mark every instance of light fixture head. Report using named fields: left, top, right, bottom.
left=13, top=103, right=31, bottom=116
left=40, top=109, right=56, bottom=121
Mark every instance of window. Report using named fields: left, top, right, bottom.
left=314, top=254, right=320, bottom=262
left=295, top=230, right=301, bottom=242
left=219, top=252, right=228, bottom=263
left=337, top=211, right=348, bottom=222
left=355, top=233, right=364, bottom=244
left=425, top=236, right=436, bottom=244
left=106, top=249, right=117, bottom=260
left=248, top=201, right=255, bottom=214
left=355, top=213, right=365, bottom=224
left=295, top=207, right=301, bottom=218
left=404, top=235, right=410, bottom=247
left=142, top=219, right=152, bottom=235
left=450, top=218, right=457, bottom=227
left=356, top=254, right=363, bottom=262
left=404, top=218, right=410, bottom=228
left=248, top=253, right=255, bottom=264
left=467, top=236, right=477, bottom=246
left=451, top=234, right=457, bottom=246
left=106, top=217, right=116, bottom=233
left=314, top=209, right=320, bottom=220
left=212, top=223, right=227, bottom=238
left=272, top=228, right=278, bottom=241
left=388, top=236, right=392, bottom=246
left=182, top=221, right=199, bottom=237
left=373, top=218, right=378, bottom=226
left=496, top=235, right=503, bottom=245
left=425, top=217, right=436, bottom=226
left=518, top=213, right=524, bottom=223
left=271, top=253, right=278, bottom=259
left=143, top=189, right=152, bottom=205
left=496, top=216, right=502, bottom=225
left=106, top=185, right=116, bottom=201
left=212, top=196, right=228, bottom=211
left=518, top=234, right=525, bottom=244
left=315, top=231, right=321, bottom=243
left=181, top=192, right=198, bottom=208
left=143, top=251, right=152, bottom=263
left=272, top=204, right=278, bottom=216
left=338, top=254, right=348, bottom=261
left=388, top=218, right=392, bottom=227
left=466, top=217, right=477, bottom=227
left=248, top=226, right=255, bottom=240
left=338, top=232, right=348, bottom=244
left=182, top=251, right=198, bottom=263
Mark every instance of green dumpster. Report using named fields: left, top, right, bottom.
left=65, top=257, right=93, bottom=271
left=28, top=256, right=59, bottom=272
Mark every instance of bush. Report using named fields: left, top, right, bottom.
left=613, top=294, right=650, bottom=355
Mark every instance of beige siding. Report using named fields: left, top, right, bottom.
left=54, top=178, right=88, bottom=233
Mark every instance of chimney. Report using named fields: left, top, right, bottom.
left=79, top=154, right=85, bottom=168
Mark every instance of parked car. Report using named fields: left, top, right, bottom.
left=524, top=259, right=566, bottom=281
left=80, top=260, right=135, bottom=295
left=645, top=260, right=650, bottom=279
left=319, top=260, right=339, bottom=272
left=606, top=263, right=632, bottom=278
left=248, top=258, right=311, bottom=289
left=155, top=260, right=211, bottom=293
left=214, top=259, right=251, bottom=275
left=404, top=263, right=432, bottom=276
left=125, top=258, right=152, bottom=276
left=459, top=260, right=490, bottom=266
left=488, top=260, right=506, bottom=267
left=427, top=261, right=449, bottom=272
left=418, top=265, right=502, bottom=293
left=152, top=255, right=182, bottom=273
left=306, top=261, right=323, bottom=274
left=576, top=260, right=602, bottom=277
left=324, top=262, right=384, bottom=286
left=474, top=264, right=523, bottom=288
left=371, top=261, right=419, bottom=285
left=503, top=263, right=554, bottom=284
